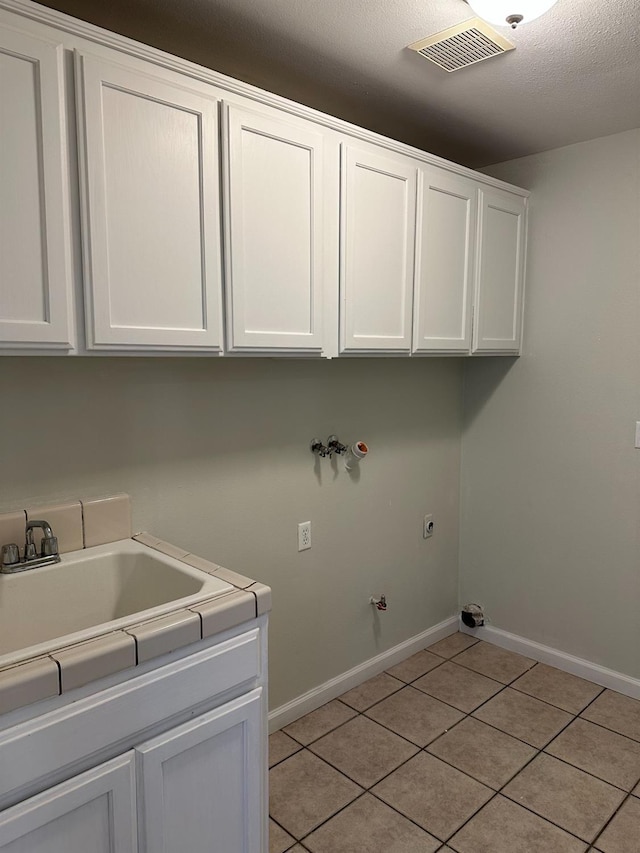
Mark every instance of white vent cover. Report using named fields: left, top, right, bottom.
left=408, top=18, right=515, bottom=72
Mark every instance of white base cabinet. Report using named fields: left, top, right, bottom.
left=0, top=622, right=268, bottom=853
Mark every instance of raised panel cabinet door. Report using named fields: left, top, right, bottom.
left=0, top=27, right=73, bottom=349
left=76, top=53, right=223, bottom=350
left=473, top=187, right=527, bottom=354
left=340, top=143, right=417, bottom=353
left=413, top=168, right=475, bottom=353
left=0, top=753, right=136, bottom=852
left=224, top=103, right=327, bottom=353
left=137, top=688, right=264, bottom=853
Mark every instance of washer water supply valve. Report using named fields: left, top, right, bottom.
left=310, top=436, right=369, bottom=469
left=370, top=595, right=387, bottom=612
left=310, top=438, right=330, bottom=458
left=327, top=435, right=348, bottom=456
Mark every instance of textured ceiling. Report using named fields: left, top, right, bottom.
left=37, top=0, right=640, bottom=167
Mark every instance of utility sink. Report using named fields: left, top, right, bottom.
left=0, top=539, right=233, bottom=668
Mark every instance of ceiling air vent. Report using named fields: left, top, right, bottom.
left=408, top=18, right=515, bottom=72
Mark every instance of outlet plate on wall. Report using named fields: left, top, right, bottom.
left=298, top=521, right=311, bottom=551
left=423, top=514, right=434, bottom=538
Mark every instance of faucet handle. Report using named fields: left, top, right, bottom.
left=327, top=435, right=348, bottom=455
left=41, top=536, right=59, bottom=558
left=310, top=438, right=329, bottom=457
left=1, top=543, right=20, bottom=567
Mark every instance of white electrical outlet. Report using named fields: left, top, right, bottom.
left=423, top=514, right=434, bottom=539
left=298, top=521, right=311, bottom=551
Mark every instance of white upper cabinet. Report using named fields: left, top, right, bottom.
left=340, top=143, right=417, bottom=353
left=0, top=27, right=73, bottom=349
left=473, top=187, right=526, bottom=354
left=413, top=168, right=476, bottom=354
left=0, top=7, right=529, bottom=359
left=76, top=53, right=224, bottom=351
left=223, top=102, right=331, bottom=354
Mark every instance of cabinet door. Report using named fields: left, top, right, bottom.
left=224, top=103, right=327, bottom=353
left=473, top=187, right=526, bottom=354
left=137, top=688, right=264, bottom=853
left=340, top=143, right=417, bottom=353
left=0, top=27, right=72, bottom=349
left=76, top=53, right=223, bottom=351
left=413, top=169, right=475, bottom=353
left=0, top=753, right=136, bottom=852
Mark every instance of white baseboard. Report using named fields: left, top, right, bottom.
left=460, top=621, right=640, bottom=701
left=269, top=615, right=459, bottom=732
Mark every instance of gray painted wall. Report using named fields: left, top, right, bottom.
left=461, top=129, right=640, bottom=677
left=4, top=130, right=637, bottom=713
left=0, top=357, right=462, bottom=708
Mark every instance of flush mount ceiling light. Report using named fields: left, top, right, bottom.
left=467, top=0, right=559, bottom=28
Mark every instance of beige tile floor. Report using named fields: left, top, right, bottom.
left=269, top=634, right=640, bottom=853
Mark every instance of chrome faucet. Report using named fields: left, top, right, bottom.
left=26, top=520, right=59, bottom=558
left=1, top=519, right=61, bottom=573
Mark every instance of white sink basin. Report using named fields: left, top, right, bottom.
left=0, top=539, right=233, bottom=668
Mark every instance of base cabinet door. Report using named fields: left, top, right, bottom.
left=413, top=168, right=475, bottom=353
left=137, top=688, right=264, bottom=853
left=473, top=187, right=526, bottom=354
left=76, top=53, right=224, bottom=351
left=340, top=143, right=417, bottom=353
left=0, top=753, right=136, bottom=853
left=0, top=26, right=73, bottom=350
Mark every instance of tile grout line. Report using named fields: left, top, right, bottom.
left=290, top=706, right=620, bottom=845
left=434, top=682, right=634, bottom=848
left=270, top=640, right=640, bottom=850
left=589, top=790, right=634, bottom=852
left=280, top=715, right=510, bottom=845
left=270, top=642, right=533, bottom=844
left=572, top=687, right=640, bottom=849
